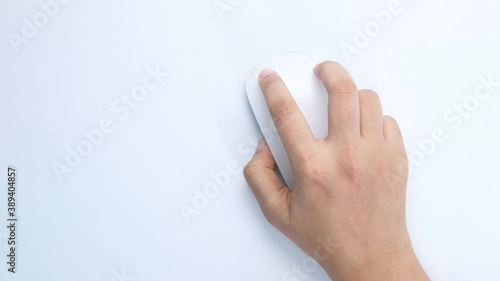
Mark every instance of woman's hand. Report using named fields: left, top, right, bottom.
left=244, top=62, right=429, bottom=281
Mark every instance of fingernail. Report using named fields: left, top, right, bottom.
left=256, top=139, right=266, bottom=153
left=259, top=69, right=275, bottom=80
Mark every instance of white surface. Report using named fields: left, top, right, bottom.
left=0, top=0, right=499, bottom=280
left=246, top=52, right=328, bottom=188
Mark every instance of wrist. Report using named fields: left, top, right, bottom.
left=321, top=243, right=429, bottom=281
left=361, top=244, right=429, bottom=281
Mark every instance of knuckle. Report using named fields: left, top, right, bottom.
left=294, top=142, right=322, bottom=171
left=243, top=163, right=259, bottom=181
left=337, top=144, right=361, bottom=183
left=329, top=79, right=357, bottom=98
left=339, top=161, right=360, bottom=183
left=270, top=100, right=296, bottom=124
left=294, top=142, right=316, bottom=161
left=300, top=164, right=329, bottom=185
left=359, top=89, right=380, bottom=103
left=359, top=90, right=382, bottom=114
left=316, top=61, right=357, bottom=98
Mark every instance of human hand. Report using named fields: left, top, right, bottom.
left=244, top=62, right=429, bottom=281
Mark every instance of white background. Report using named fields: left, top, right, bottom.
left=1, top=0, right=499, bottom=280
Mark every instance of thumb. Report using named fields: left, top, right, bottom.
left=244, top=140, right=291, bottom=229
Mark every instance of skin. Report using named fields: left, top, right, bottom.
left=244, top=61, right=429, bottom=281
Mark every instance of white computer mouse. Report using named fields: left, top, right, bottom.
left=246, top=52, right=328, bottom=188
